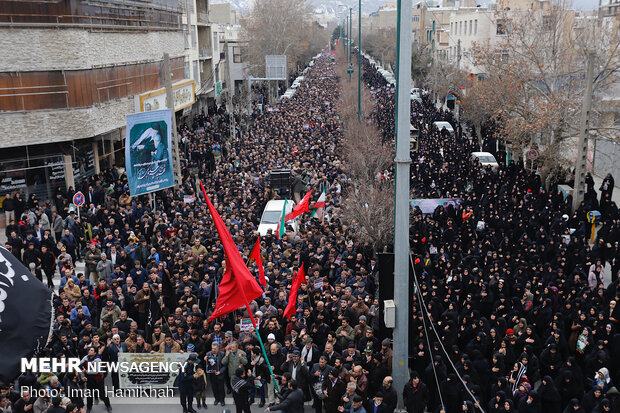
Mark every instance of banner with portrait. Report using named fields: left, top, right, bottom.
left=125, top=110, right=174, bottom=196
left=409, top=198, right=462, bottom=215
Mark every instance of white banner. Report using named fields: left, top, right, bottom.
left=118, top=352, right=189, bottom=389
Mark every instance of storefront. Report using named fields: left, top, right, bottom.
left=0, top=140, right=95, bottom=204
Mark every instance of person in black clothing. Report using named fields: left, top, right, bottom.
left=178, top=353, right=199, bottom=413
left=402, top=373, right=428, bottom=413
left=266, top=379, right=305, bottom=413
left=380, top=377, right=397, bottom=413
left=232, top=368, right=255, bottom=413
left=40, top=244, right=56, bottom=288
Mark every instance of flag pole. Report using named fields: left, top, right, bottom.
left=245, top=305, right=280, bottom=392
left=199, top=181, right=278, bottom=392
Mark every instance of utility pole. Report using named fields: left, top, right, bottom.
left=393, top=0, right=412, bottom=408
left=358, top=0, right=362, bottom=122
left=163, top=53, right=181, bottom=187
left=573, top=52, right=595, bottom=212
left=224, top=38, right=236, bottom=143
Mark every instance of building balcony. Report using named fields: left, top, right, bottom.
left=199, top=47, right=213, bottom=60
left=197, top=11, right=210, bottom=25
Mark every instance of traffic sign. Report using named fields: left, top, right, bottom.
left=527, top=149, right=538, bottom=161
left=73, top=191, right=85, bottom=207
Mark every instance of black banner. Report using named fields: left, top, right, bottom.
left=0, top=246, right=53, bottom=383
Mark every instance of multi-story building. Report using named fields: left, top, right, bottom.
left=0, top=0, right=195, bottom=201
left=447, top=7, right=497, bottom=73
left=209, top=3, right=248, bottom=98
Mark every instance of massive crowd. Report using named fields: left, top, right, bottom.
left=1, top=47, right=619, bottom=413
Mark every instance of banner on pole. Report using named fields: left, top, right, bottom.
left=125, top=110, right=175, bottom=196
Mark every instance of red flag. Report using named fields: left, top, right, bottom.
left=250, top=237, right=266, bottom=287
left=283, top=264, right=306, bottom=320
left=200, top=182, right=264, bottom=321
left=285, top=189, right=312, bottom=221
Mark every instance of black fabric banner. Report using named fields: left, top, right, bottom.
left=0, top=246, right=53, bottom=383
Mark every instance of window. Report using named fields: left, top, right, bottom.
left=213, top=32, right=218, bottom=52
left=184, top=26, right=189, bottom=49
left=475, top=19, right=478, bottom=35
left=233, top=46, right=242, bottom=63
left=450, top=22, right=453, bottom=33
left=496, top=19, right=507, bottom=35
left=469, top=20, right=472, bottom=35
left=191, top=25, right=197, bottom=47
left=542, top=15, right=552, bottom=31
left=193, top=61, right=199, bottom=83
left=184, top=61, right=190, bottom=79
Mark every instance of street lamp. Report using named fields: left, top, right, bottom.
left=357, top=0, right=361, bottom=122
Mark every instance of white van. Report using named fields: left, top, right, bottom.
left=258, top=199, right=298, bottom=236
left=433, top=121, right=454, bottom=136
left=472, top=152, right=499, bottom=171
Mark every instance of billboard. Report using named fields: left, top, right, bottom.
left=134, top=79, right=196, bottom=113
left=125, top=110, right=175, bottom=196
left=266, top=55, right=287, bottom=80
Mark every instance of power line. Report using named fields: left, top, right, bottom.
left=409, top=252, right=486, bottom=413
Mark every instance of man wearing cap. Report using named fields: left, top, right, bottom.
left=281, top=349, right=311, bottom=402
left=178, top=353, right=199, bottom=413
left=380, top=340, right=393, bottom=374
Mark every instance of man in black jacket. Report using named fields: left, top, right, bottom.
left=40, top=244, right=56, bottom=288
left=380, top=376, right=397, bottom=413
left=266, top=380, right=305, bottom=413
left=281, top=349, right=311, bottom=402
left=178, top=353, right=198, bottom=413
left=232, top=368, right=255, bottom=413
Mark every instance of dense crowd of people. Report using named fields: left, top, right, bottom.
left=1, top=46, right=619, bottom=413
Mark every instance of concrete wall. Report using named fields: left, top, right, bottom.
left=594, top=139, right=620, bottom=181
left=0, top=28, right=185, bottom=71
left=0, top=98, right=133, bottom=147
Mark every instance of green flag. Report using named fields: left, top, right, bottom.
left=277, top=198, right=287, bottom=239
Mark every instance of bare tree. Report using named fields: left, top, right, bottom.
left=363, top=28, right=397, bottom=69
left=470, top=1, right=619, bottom=180
left=242, top=0, right=326, bottom=77
left=336, top=56, right=395, bottom=252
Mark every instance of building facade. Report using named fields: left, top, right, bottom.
left=0, top=0, right=197, bottom=202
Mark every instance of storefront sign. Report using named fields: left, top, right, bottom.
left=135, top=80, right=196, bottom=113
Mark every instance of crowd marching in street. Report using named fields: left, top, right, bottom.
left=1, top=46, right=619, bottom=413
